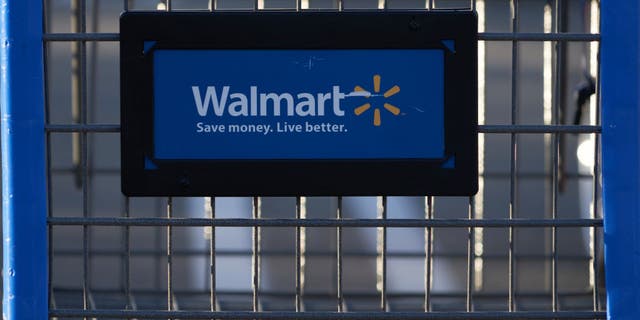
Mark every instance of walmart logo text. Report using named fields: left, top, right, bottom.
left=192, top=86, right=347, bottom=117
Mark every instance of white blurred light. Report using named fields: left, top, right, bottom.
left=577, top=138, right=595, bottom=168
left=543, top=4, right=552, bottom=125
left=156, top=2, right=166, bottom=10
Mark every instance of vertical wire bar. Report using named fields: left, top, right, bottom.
left=300, top=197, right=307, bottom=312
left=87, top=0, right=98, bottom=115
left=87, top=3, right=98, bottom=314
left=590, top=0, right=601, bottom=310
left=71, top=0, right=82, bottom=189
left=295, top=196, right=306, bottom=312
left=154, top=200, right=163, bottom=290
left=121, top=0, right=131, bottom=312
left=167, top=197, right=174, bottom=315
left=251, top=0, right=260, bottom=312
left=336, top=196, right=344, bottom=312
left=552, top=71, right=559, bottom=311
left=552, top=0, right=563, bottom=312
left=335, top=2, right=343, bottom=312
left=252, top=196, right=261, bottom=312
left=207, top=0, right=216, bottom=313
left=592, top=130, right=601, bottom=310
left=467, top=197, right=475, bottom=312
left=592, top=96, right=602, bottom=305
left=556, top=0, right=568, bottom=193
left=296, top=196, right=302, bottom=312
left=376, top=196, right=387, bottom=311
left=164, top=1, right=173, bottom=316
left=124, top=197, right=132, bottom=310
left=428, top=0, right=433, bottom=10
left=209, top=197, right=217, bottom=312
left=379, top=6, right=388, bottom=312
left=424, top=196, right=434, bottom=311
left=475, top=0, right=486, bottom=293
left=73, top=0, right=90, bottom=316
left=43, top=0, right=54, bottom=311
left=542, top=0, right=554, bottom=298
left=508, top=0, right=519, bottom=312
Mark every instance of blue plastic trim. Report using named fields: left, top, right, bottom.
left=601, top=1, right=640, bottom=319
left=1, top=0, right=48, bottom=319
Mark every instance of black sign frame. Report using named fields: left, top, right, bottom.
left=121, top=11, right=477, bottom=196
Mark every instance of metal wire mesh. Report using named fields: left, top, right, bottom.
left=44, top=0, right=605, bottom=319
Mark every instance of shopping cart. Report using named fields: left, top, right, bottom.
left=1, top=0, right=637, bottom=319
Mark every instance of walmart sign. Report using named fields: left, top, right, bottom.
left=120, top=11, right=477, bottom=196
left=153, top=49, right=445, bottom=160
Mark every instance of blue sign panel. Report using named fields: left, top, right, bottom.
left=120, top=12, right=477, bottom=196
left=153, top=49, right=444, bottom=160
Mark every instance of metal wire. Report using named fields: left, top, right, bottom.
left=42, top=0, right=54, bottom=314
left=41, top=32, right=601, bottom=42
left=122, top=3, right=132, bottom=315
left=209, top=197, right=217, bottom=312
left=124, top=197, right=132, bottom=310
left=49, top=309, right=607, bottom=319
left=167, top=197, right=174, bottom=314
left=252, top=196, right=262, bottom=312
left=508, top=0, right=519, bottom=312
left=69, top=2, right=91, bottom=319
left=47, top=217, right=603, bottom=227
left=377, top=196, right=387, bottom=311
left=552, top=0, right=567, bottom=311
left=50, top=287, right=601, bottom=298
left=467, top=197, right=475, bottom=311
left=424, top=196, right=434, bottom=312
left=51, top=247, right=595, bottom=261
left=591, top=1, right=602, bottom=311
left=296, top=196, right=304, bottom=312
left=336, top=196, right=344, bottom=312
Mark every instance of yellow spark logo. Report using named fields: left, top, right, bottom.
left=353, top=74, right=401, bottom=126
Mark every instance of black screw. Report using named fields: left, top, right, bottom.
left=409, top=19, right=421, bottom=31
left=179, top=175, right=191, bottom=189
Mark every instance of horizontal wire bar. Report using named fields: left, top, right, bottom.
left=47, top=166, right=596, bottom=180
left=51, top=248, right=594, bottom=261
left=43, top=33, right=119, bottom=41
left=479, top=125, right=600, bottom=134
left=43, top=124, right=601, bottom=134
left=47, top=217, right=603, bottom=227
left=42, top=32, right=599, bottom=42
left=49, top=310, right=607, bottom=319
left=45, top=124, right=120, bottom=133
left=478, top=32, right=599, bottom=41
left=52, top=288, right=600, bottom=299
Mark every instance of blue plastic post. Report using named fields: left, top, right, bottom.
left=1, top=0, right=48, bottom=319
left=601, top=1, right=640, bottom=319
